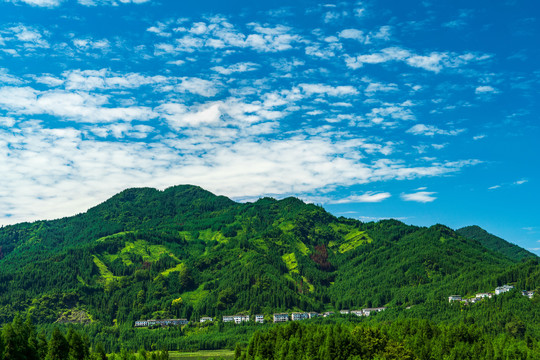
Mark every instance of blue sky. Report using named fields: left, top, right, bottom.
left=0, top=0, right=538, bottom=252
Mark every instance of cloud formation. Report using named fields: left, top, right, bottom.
left=401, top=191, right=437, bottom=203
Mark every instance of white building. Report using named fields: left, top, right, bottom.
left=273, top=313, right=289, bottom=323
left=291, top=312, right=309, bottom=321
left=495, top=285, right=514, bottom=295
left=234, top=315, right=250, bottom=324
left=340, top=310, right=350, bottom=315
left=522, top=290, right=535, bottom=299
left=476, top=293, right=492, bottom=299
left=135, top=319, right=187, bottom=327
left=351, top=310, right=364, bottom=317
left=255, top=315, right=264, bottom=323
left=363, top=307, right=386, bottom=316
left=200, top=317, right=213, bottom=323
left=308, top=312, right=319, bottom=319
left=323, top=311, right=334, bottom=317
left=448, top=295, right=462, bottom=302
left=222, top=316, right=234, bottom=323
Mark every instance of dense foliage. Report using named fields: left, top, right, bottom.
left=457, top=225, right=535, bottom=262
left=239, top=317, right=540, bottom=360
left=1, top=185, right=540, bottom=353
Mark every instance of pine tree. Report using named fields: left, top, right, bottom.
left=47, top=328, right=69, bottom=360
left=24, top=317, right=39, bottom=360
left=67, top=330, right=86, bottom=360
left=93, top=342, right=107, bottom=360
left=2, top=324, right=23, bottom=360
left=37, top=332, right=48, bottom=360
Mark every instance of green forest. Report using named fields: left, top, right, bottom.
left=1, top=185, right=540, bottom=358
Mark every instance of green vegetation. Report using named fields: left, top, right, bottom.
left=0, top=184, right=540, bottom=355
left=169, top=349, right=234, bottom=359
left=457, top=225, right=536, bottom=262
left=238, top=316, right=540, bottom=360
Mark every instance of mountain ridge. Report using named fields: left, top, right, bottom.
left=0, top=185, right=537, bottom=328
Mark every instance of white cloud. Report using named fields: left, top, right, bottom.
left=407, top=124, right=465, bottom=136
left=151, top=19, right=302, bottom=54
left=514, top=179, right=528, bottom=185
left=176, top=77, right=220, bottom=97
left=6, top=0, right=63, bottom=7
left=0, top=86, right=156, bottom=123
left=300, top=83, right=358, bottom=96
left=0, top=69, right=24, bottom=85
left=345, top=47, right=490, bottom=73
left=78, top=0, right=150, bottom=5
left=401, top=191, right=437, bottom=203
left=475, top=85, right=499, bottom=94
left=488, top=185, right=501, bottom=190
left=2, top=25, right=49, bottom=49
left=0, top=110, right=480, bottom=224
left=364, top=80, right=398, bottom=94
left=330, top=192, right=391, bottom=204
left=72, top=38, right=110, bottom=51
left=473, top=134, right=486, bottom=140
left=211, top=62, right=259, bottom=75
left=338, top=29, right=365, bottom=42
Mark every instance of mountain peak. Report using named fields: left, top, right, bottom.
left=457, top=225, right=536, bottom=261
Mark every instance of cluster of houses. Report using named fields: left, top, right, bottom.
left=448, top=284, right=535, bottom=304
left=134, top=307, right=387, bottom=328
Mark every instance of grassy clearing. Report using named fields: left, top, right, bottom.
left=338, top=230, right=371, bottom=253
left=169, top=349, right=234, bottom=359
left=302, top=276, right=315, bottom=292
left=296, top=241, right=310, bottom=255
left=92, top=256, right=120, bottom=284
left=282, top=253, right=299, bottom=274
left=161, top=263, right=186, bottom=277
left=180, top=284, right=209, bottom=306
left=277, top=220, right=294, bottom=232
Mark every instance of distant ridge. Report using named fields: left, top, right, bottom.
left=457, top=225, right=536, bottom=261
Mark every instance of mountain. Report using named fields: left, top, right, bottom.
left=0, top=185, right=538, bottom=329
left=457, top=225, right=536, bottom=262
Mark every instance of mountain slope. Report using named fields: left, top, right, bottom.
left=457, top=225, right=536, bottom=262
left=0, top=185, right=537, bottom=327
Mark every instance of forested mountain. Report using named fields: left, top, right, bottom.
left=2, top=184, right=540, bottom=355
left=0, top=185, right=537, bottom=329
left=457, top=225, right=535, bottom=262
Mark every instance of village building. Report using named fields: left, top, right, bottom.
left=323, top=311, right=334, bottom=317
left=134, top=319, right=187, bottom=327
left=522, top=290, right=535, bottom=299
left=448, top=295, right=462, bottom=302
left=200, top=317, right=213, bottom=323
left=362, top=307, right=386, bottom=316
left=476, top=293, right=492, bottom=299
left=273, top=313, right=289, bottom=323
left=340, top=310, right=350, bottom=315
left=222, top=316, right=234, bottom=323
left=255, top=315, right=264, bottom=323
left=351, top=310, right=364, bottom=317
left=308, top=312, right=319, bottom=319
left=234, top=315, right=250, bottom=324
left=495, top=285, right=514, bottom=295
left=291, top=312, right=309, bottom=321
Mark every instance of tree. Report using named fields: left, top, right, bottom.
left=47, top=328, right=69, bottom=360
left=93, top=342, right=107, bottom=360
left=67, top=329, right=87, bottom=360
left=2, top=324, right=21, bottom=360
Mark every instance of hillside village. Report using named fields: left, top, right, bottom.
left=134, top=307, right=387, bottom=328
left=448, top=284, right=535, bottom=304
left=134, top=284, right=536, bottom=328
